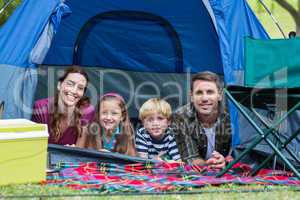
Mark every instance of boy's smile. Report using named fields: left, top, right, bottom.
left=143, top=112, right=170, bottom=140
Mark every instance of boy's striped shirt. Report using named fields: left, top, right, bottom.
left=135, top=127, right=181, bottom=161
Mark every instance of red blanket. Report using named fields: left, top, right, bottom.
left=45, top=161, right=300, bottom=192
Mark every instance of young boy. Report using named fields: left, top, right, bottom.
left=135, top=98, right=181, bottom=161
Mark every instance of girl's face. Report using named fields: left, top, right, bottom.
left=57, top=73, right=87, bottom=108
left=99, top=99, right=123, bottom=132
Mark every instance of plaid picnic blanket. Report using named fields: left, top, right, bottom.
left=45, top=161, right=300, bottom=192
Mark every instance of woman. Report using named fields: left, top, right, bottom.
left=32, top=66, right=94, bottom=146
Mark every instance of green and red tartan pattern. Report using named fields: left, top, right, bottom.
left=45, top=161, right=300, bottom=192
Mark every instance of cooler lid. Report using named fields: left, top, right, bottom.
left=0, top=119, right=48, bottom=139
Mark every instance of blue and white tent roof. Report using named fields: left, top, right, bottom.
left=0, top=0, right=268, bottom=147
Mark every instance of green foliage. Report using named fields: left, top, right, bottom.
left=256, top=0, right=264, bottom=13
left=249, top=0, right=298, bottom=38
left=256, top=0, right=276, bottom=13
left=0, top=0, right=22, bottom=26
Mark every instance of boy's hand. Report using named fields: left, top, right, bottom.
left=137, top=152, right=148, bottom=159
left=154, top=151, right=167, bottom=161
left=158, top=151, right=167, bottom=157
left=153, top=155, right=164, bottom=161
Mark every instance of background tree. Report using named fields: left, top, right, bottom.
left=0, top=0, right=21, bottom=26
left=273, top=0, right=300, bottom=35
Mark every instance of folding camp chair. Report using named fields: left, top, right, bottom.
left=217, top=37, right=300, bottom=178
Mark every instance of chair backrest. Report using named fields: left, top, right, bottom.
left=0, top=101, right=4, bottom=119
left=244, top=37, right=300, bottom=88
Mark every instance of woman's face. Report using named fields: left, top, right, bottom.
left=99, top=99, right=123, bottom=132
left=57, top=73, right=87, bottom=108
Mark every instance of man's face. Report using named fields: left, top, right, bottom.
left=191, top=80, right=222, bottom=117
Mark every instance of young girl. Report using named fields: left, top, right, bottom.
left=32, top=66, right=95, bottom=146
left=86, top=93, right=136, bottom=156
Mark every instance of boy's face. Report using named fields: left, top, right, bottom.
left=143, top=112, right=170, bottom=140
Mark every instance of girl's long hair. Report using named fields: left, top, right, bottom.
left=50, top=66, right=89, bottom=142
left=87, top=93, right=136, bottom=156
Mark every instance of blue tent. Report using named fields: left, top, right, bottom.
left=0, top=0, right=268, bottom=146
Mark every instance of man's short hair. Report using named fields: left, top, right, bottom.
left=191, top=71, right=222, bottom=92
left=139, top=98, right=172, bottom=121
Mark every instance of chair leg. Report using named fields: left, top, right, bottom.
left=218, top=129, right=300, bottom=178
left=216, top=134, right=268, bottom=177
left=261, top=135, right=300, bottom=178
left=250, top=106, right=300, bottom=166
left=250, top=127, right=300, bottom=176
left=270, top=130, right=300, bottom=165
left=217, top=90, right=300, bottom=178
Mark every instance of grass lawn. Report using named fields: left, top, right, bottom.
left=0, top=184, right=300, bottom=200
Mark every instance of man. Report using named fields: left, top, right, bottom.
left=172, top=71, right=232, bottom=168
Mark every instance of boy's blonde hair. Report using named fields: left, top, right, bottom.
left=139, top=98, right=172, bottom=121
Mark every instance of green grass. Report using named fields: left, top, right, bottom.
left=0, top=184, right=300, bottom=200
left=248, top=0, right=298, bottom=38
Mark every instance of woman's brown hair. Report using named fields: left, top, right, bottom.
left=50, top=66, right=89, bottom=142
left=86, top=93, right=136, bottom=156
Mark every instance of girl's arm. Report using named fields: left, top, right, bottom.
left=125, top=133, right=137, bottom=156
left=95, top=138, right=103, bottom=151
left=75, top=126, right=88, bottom=148
left=76, top=123, right=103, bottom=150
left=87, top=129, right=103, bottom=151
